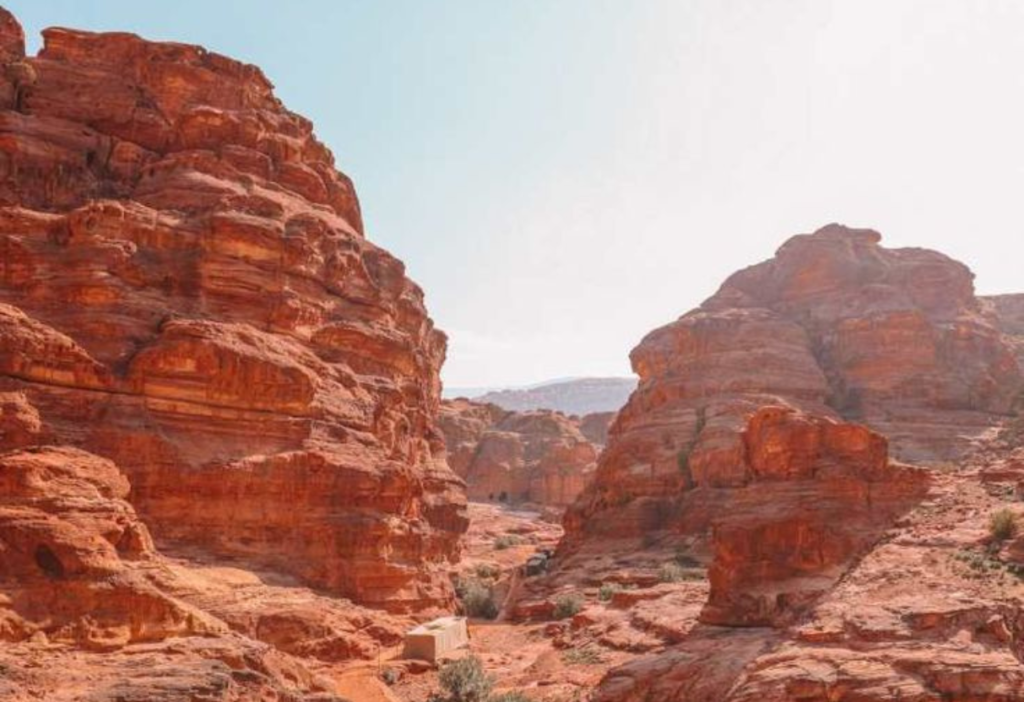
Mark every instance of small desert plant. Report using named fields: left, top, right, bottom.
left=437, top=656, right=493, bottom=702
left=494, top=534, right=523, bottom=550
left=677, top=449, right=693, bottom=488
left=951, top=547, right=1018, bottom=582
left=561, top=645, right=605, bottom=666
left=553, top=592, right=583, bottom=620
left=489, top=693, right=531, bottom=702
left=456, top=578, right=499, bottom=619
left=380, top=667, right=400, bottom=685
left=990, top=508, right=1018, bottom=542
left=475, top=562, right=500, bottom=579
left=674, top=548, right=700, bottom=568
left=598, top=582, right=621, bottom=602
left=659, top=561, right=687, bottom=583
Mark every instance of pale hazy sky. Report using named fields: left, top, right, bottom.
left=10, top=1, right=1024, bottom=388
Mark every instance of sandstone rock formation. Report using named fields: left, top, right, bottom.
left=702, top=406, right=926, bottom=626
left=0, top=10, right=465, bottom=613
left=563, top=225, right=1024, bottom=701
left=568, top=225, right=1021, bottom=546
left=437, top=398, right=509, bottom=479
left=0, top=427, right=406, bottom=700
left=439, top=398, right=599, bottom=507
left=986, top=293, right=1024, bottom=375
left=0, top=8, right=464, bottom=700
left=579, top=410, right=616, bottom=446
left=592, top=449, right=1024, bottom=702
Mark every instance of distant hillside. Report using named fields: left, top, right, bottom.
left=470, top=377, right=636, bottom=415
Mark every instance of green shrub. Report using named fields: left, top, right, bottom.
left=659, top=562, right=686, bottom=583
left=561, top=645, right=604, bottom=665
left=380, top=667, right=400, bottom=685
left=660, top=561, right=704, bottom=582
left=676, top=408, right=706, bottom=489
left=677, top=449, right=693, bottom=488
left=437, top=656, right=493, bottom=702
left=553, top=592, right=583, bottom=620
left=990, top=508, right=1018, bottom=542
left=456, top=578, right=499, bottom=619
left=494, top=534, right=523, bottom=550
left=598, top=582, right=621, bottom=602
left=475, top=563, right=500, bottom=579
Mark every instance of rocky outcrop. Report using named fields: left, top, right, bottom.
left=593, top=453, right=1024, bottom=702
left=579, top=410, right=616, bottom=446
left=568, top=225, right=1020, bottom=546
left=702, top=406, right=926, bottom=626
left=0, top=11, right=465, bottom=617
left=0, top=7, right=463, bottom=699
left=437, top=398, right=509, bottom=478
left=568, top=225, right=1024, bottom=701
left=439, top=399, right=598, bottom=507
left=0, top=433, right=397, bottom=701
left=0, top=444, right=217, bottom=650
left=985, top=293, right=1024, bottom=376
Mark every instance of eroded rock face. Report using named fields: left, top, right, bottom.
left=567, top=225, right=1021, bottom=546
left=571, top=225, right=1024, bottom=702
left=439, top=399, right=599, bottom=507
left=0, top=10, right=465, bottom=614
left=579, top=411, right=616, bottom=446
left=593, top=454, right=1024, bottom=702
left=703, top=406, right=926, bottom=626
left=0, top=437, right=384, bottom=701
left=0, top=8, right=456, bottom=699
left=986, top=294, right=1024, bottom=376
left=0, top=444, right=215, bottom=649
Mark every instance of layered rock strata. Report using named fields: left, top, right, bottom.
left=701, top=405, right=926, bottom=626
left=0, top=400, right=406, bottom=701
left=566, top=225, right=1024, bottom=701
left=986, top=293, right=1024, bottom=375
left=593, top=450, right=1024, bottom=702
left=439, top=398, right=600, bottom=507
left=0, top=11, right=465, bottom=615
left=567, top=225, right=1021, bottom=546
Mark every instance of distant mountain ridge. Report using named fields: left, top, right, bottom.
left=456, top=377, right=636, bottom=415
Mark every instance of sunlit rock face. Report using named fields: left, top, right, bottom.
left=574, top=226, right=1024, bottom=702
left=439, top=398, right=600, bottom=507
left=700, top=405, right=927, bottom=627
left=567, top=224, right=1021, bottom=547
left=0, top=8, right=466, bottom=614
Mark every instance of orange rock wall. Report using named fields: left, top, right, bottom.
left=568, top=225, right=1021, bottom=546
left=582, top=227, right=1024, bottom=702
left=702, top=406, right=926, bottom=626
left=986, top=293, right=1024, bottom=378
left=439, top=399, right=599, bottom=507
left=0, top=14, right=465, bottom=613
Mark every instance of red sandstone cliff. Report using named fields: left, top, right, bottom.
left=568, top=225, right=1021, bottom=546
left=439, top=398, right=600, bottom=507
left=986, top=293, right=1024, bottom=376
left=560, top=225, right=1024, bottom=701
left=0, top=9, right=465, bottom=700
left=579, top=410, right=616, bottom=446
